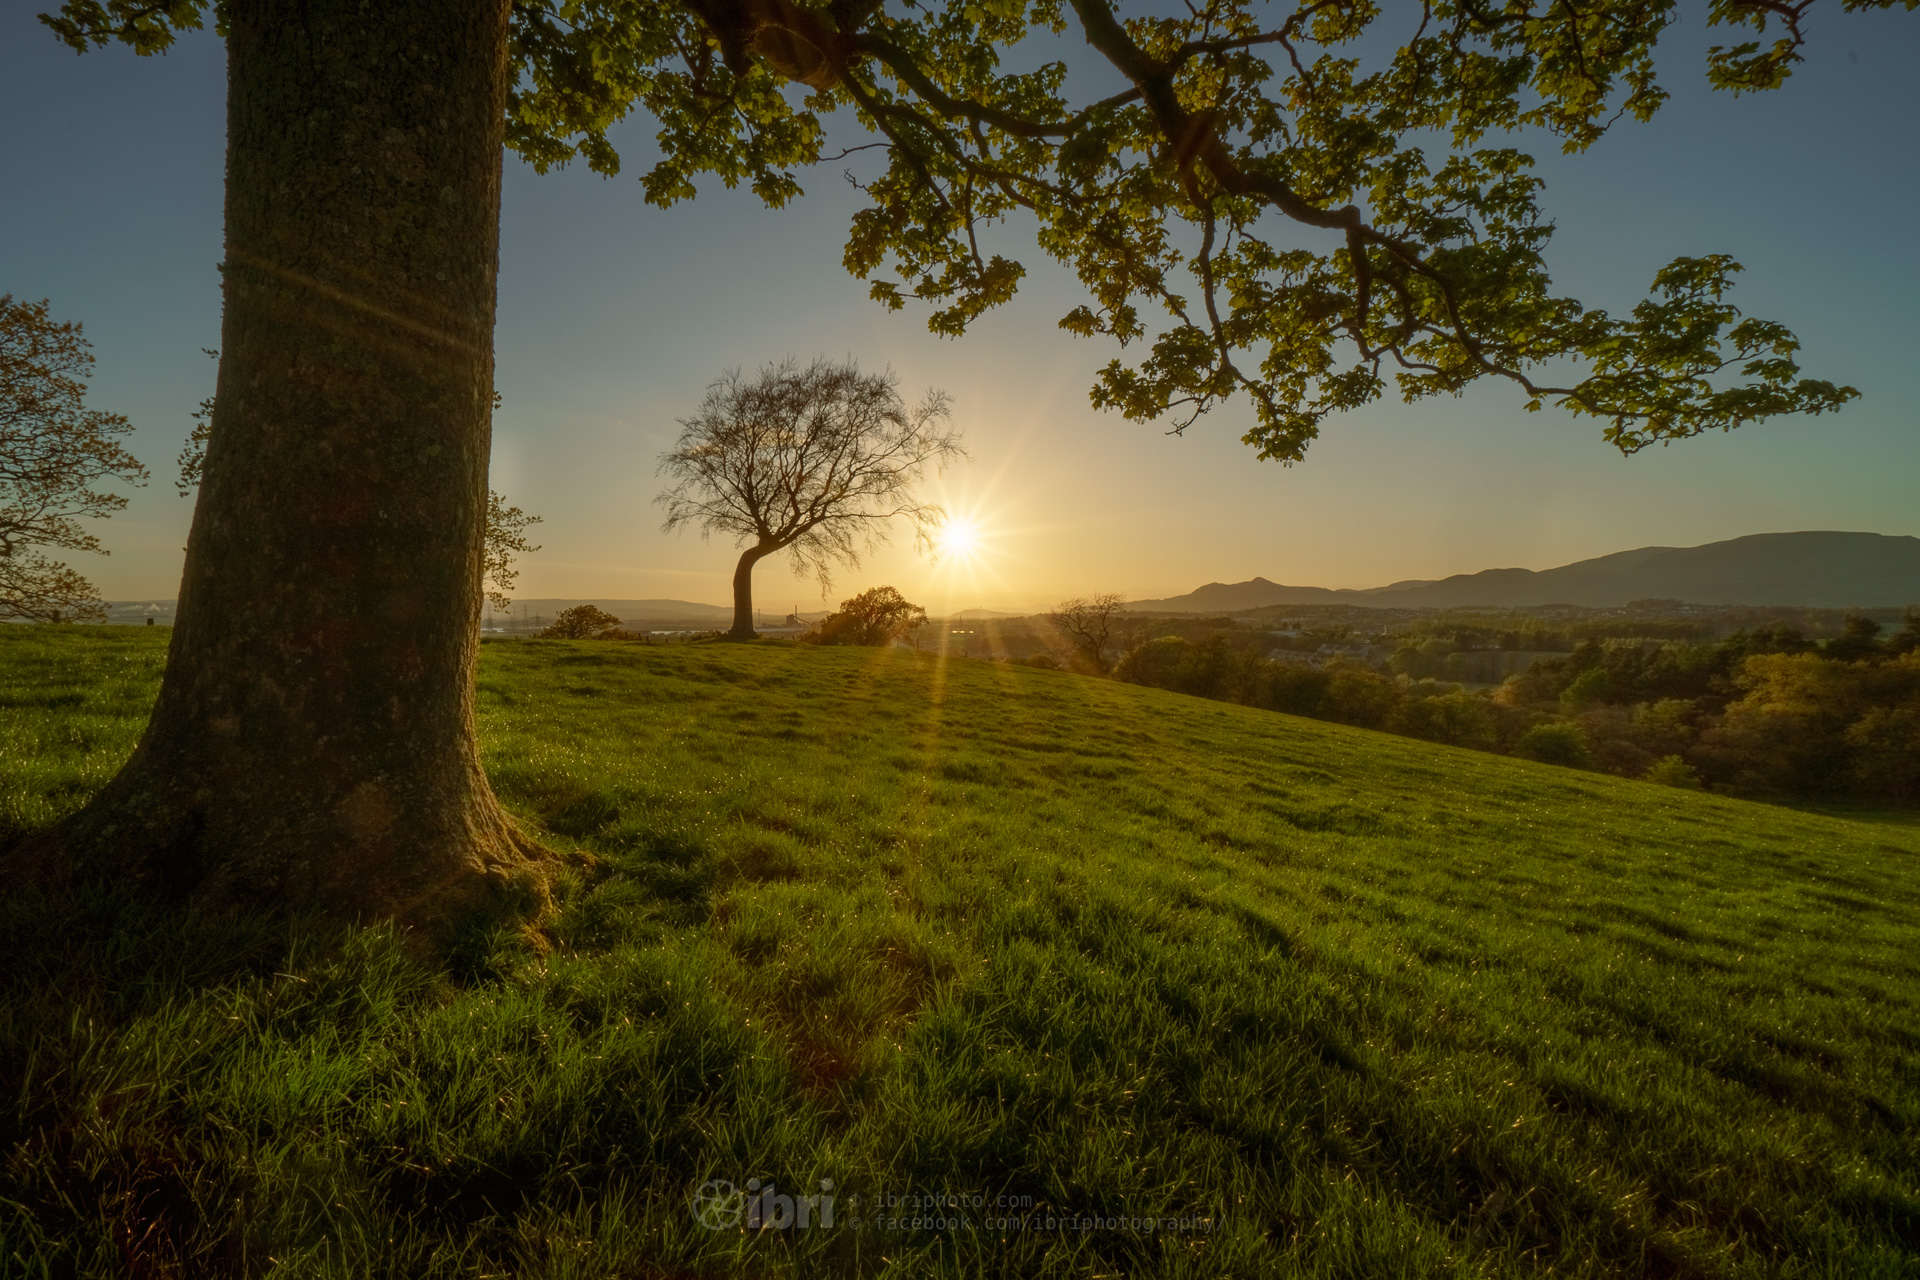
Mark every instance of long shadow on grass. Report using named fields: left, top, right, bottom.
left=0, top=877, right=773, bottom=1278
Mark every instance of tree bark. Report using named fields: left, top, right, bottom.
left=30, top=0, right=553, bottom=933
left=730, top=545, right=772, bottom=638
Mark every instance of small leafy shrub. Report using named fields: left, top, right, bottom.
left=1514, top=721, right=1594, bottom=769
left=803, top=586, right=926, bottom=646
left=1395, top=690, right=1496, bottom=749
left=1559, top=665, right=1616, bottom=711
left=1320, top=660, right=1398, bottom=729
left=1024, top=651, right=1059, bottom=670
left=1245, top=663, right=1331, bottom=717
left=1846, top=706, right=1920, bottom=802
left=1112, top=635, right=1195, bottom=691
left=1645, top=754, right=1703, bottom=788
left=540, top=605, right=625, bottom=639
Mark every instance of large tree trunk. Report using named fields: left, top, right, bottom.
left=729, top=545, right=771, bottom=638
left=36, top=0, right=553, bottom=933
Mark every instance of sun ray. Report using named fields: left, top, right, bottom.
left=936, top=516, right=981, bottom=563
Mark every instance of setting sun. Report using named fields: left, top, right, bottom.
left=936, top=517, right=981, bottom=562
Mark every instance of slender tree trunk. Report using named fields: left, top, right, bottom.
left=31, top=0, right=553, bottom=932
left=730, top=545, right=772, bottom=638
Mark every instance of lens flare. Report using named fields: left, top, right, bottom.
left=937, top=517, right=981, bottom=561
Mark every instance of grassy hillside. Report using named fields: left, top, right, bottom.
left=1, top=626, right=1917, bottom=1278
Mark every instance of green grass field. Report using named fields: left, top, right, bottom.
left=1, top=626, right=1916, bottom=1278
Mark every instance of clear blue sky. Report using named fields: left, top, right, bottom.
left=3, top=5, right=1915, bottom=612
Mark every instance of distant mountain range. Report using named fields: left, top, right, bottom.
left=1128, top=532, right=1920, bottom=612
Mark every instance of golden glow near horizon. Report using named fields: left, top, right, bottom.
left=916, top=504, right=1029, bottom=614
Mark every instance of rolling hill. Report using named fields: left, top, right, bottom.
left=1, top=627, right=1916, bottom=1276
left=1131, top=530, right=1920, bottom=611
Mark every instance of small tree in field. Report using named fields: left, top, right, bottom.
left=539, top=604, right=623, bottom=640
left=657, top=359, right=965, bottom=638
left=1514, top=722, right=1595, bottom=770
left=0, top=296, right=148, bottom=621
left=806, top=586, right=927, bottom=647
left=1048, top=593, right=1129, bottom=673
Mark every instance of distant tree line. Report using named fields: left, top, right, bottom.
left=1247, top=602, right=1910, bottom=652
left=1107, top=611, right=1920, bottom=807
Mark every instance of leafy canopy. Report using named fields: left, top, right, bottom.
left=47, top=0, right=1904, bottom=460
